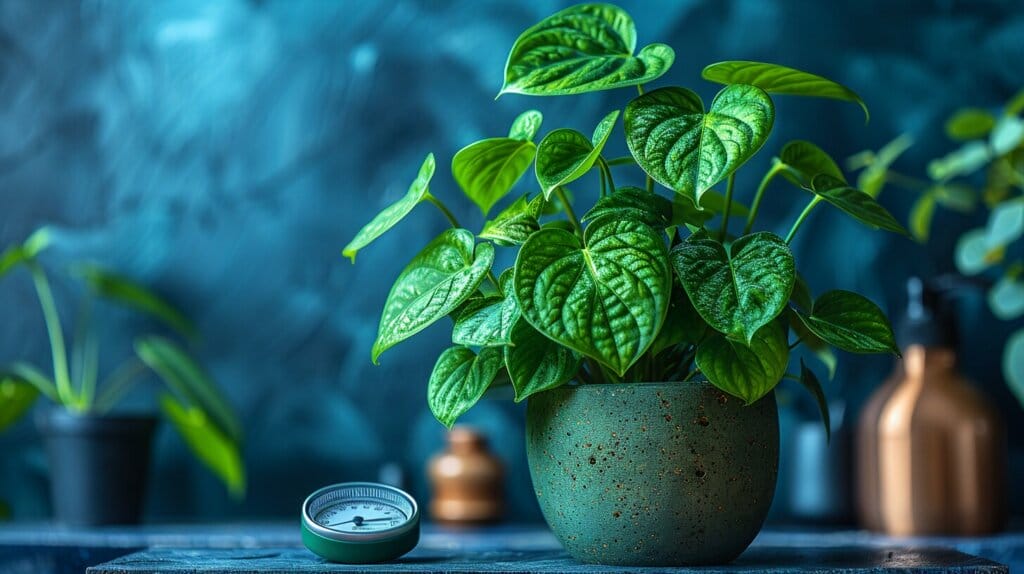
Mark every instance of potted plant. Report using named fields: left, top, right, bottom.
left=345, top=3, right=903, bottom=565
left=0, top=228, right=244, bottom=525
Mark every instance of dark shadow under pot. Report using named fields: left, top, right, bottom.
left=36, top=410, right=158, bottom=526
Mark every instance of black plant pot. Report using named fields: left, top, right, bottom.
left=36, top=410, right=158, bottom=526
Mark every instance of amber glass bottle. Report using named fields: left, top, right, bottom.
left=428, top=426, right=504, bottom=524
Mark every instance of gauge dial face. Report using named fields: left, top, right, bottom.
left=314, top=500, right=407, bottom=533
left=303, top=483, right=418, bottom=541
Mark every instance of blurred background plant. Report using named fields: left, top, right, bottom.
left=850, top=88, right=1024, bottom=409
left=0, top=228, right=245, bottom=498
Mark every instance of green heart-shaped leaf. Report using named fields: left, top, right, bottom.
left=509, top=110, right=543, bottom=141
left=779, top=140, right=846, bottom=188
left=343, top=154, right=435, bottom=262
left=794, top=290, right=899, bottom=356
left=500, top=4, right=674, bottom=96
left=535, top=110, right=619, bottom=198
left=160, top=394, right=246, bottom=498
left=625, top=85, right=774, bottom=200
left=427, top=346, right=504, bottom=428
left=452, top=138, right=536, bottom=215
left=372, top=230, right=495, bottom=363
left=505, top=319, right=581, bottom=402
left=514, top=216, right=671, bottom=376
left=797, top=360, right=830, bottom=442
left=810, top=175, right=909, bottom=236
left=583, top=186, right=672, bottom=229
left=452, top=276, right=521, bottom=347
left=702, top=60, right=869, bottom=121
left=697, top=321, right=788, bottom=404
left=671, top=231, right=794, bottom=343
left=479, top=194, right=542, bottom=246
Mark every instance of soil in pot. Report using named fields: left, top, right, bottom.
left=526, top=381, right=778, bottom=566
left=37, top=410, right=158, bottom=526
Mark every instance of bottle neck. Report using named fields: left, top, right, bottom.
left=903, top=344, right=957, bottom=380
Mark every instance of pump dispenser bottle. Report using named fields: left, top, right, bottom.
left=856, top=277, right=1006, bottom=536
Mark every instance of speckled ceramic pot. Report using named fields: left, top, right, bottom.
left=526, top=381, right=779, bottom=566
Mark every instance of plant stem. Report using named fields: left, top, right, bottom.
left=646, top=175, right=654, bottom=194
left=788, top=337, right=803, bottom=350
left=605, top=156, right=636, bottom=167
left=720, top=173, right=736, bottom=242
left=785, top=196, right=823, bottom=244
left=597, top=158, right=616, bottom=194
left=745, top=161, right=784, bottom=234
left=598, top=163, right=608, bottom=198
left=425, top=194, right=461, bottom=228
left=28, top=263, right=76, bottom=408
left=94, top=359, right=148, bottom=414
left=637, top=84, right=645, bottom=95
left=585, top=358, right=607, bottom=385
left=487, top=270, right=501, bottom=291
left=555, top=187, right=582, bottom=236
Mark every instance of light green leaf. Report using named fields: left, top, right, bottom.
left=779, top=140, right=846, bottom=187
left=789, top=308, right=837, bottom=380
left=990, top=115, right=1024, bottom=155
left=505, top=319, right=580, bottom=402
left=453, top=138, right=536, bottom=215
left=986, top=198, right=1024, bottom=248
left=945, top=108, right=997, bottom=141
left=509, top=110, right=543, bottom=141
left=160, top=394, right=245, bottom=498
left=373, top=230, right=495, bottom=362
left=909, top=193, right=936, bottom=242
left=535, top=110, right=619, bottom=198
left=989, top=276, right=1024, bottom=320
left=931, top=183, right=976, bottom=213
left=583, top=186, right=673, bottom=229
left=955, top=229, right=1003, bottom=275
left=856, top=135, right=914, bottom=198
left=0, top=227, right=52, bottom=279
left=625, top=85, right=774, bottom=200
left=671, top=231, right=794, bottom=343
left=927, top=141, right=990, bottom=181
left=514, top=216, right=671, bottom=376
left=1007, top=88, right=1024, bottom=117
left=479, top=194, right=541, bottom=246
left=701, top=60, right=868, bottom=121
left=0, top=377, right=38, bottom=432
left=697, top=321, right=788, bottom=404
left=500, top=4, right=674, bottom=96
left=797, top=360, right=830, bottom=442
left=1003, top=329, right=1024, bottom=410
left=810, top=174, right=909, bottom=235
left=427, top=346, right=504, bottom=428
left=795, top=290, right=899, bottom=356
left=78, top=266, right=197, bottom=340
left=135, top=336, right=242, bottom=443
left=343, top=153, right=435, bottom=262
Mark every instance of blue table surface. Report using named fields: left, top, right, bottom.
left=0, top=523, right=1019, bottom=573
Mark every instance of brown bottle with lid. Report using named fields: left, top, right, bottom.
left=428, top=426, right=504, bottom=524
left=856, top=277, right=1006, bottom=536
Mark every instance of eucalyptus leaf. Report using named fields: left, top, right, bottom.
left=990, top=116, right=1024, bottom=155
left=625, top=85, right=774, bottom=200
left=931, top=183, right=976, bottom=213
left=857, top=135, right=913, bottom=198
left=955, top=229, right=1002, bottom=275
left=452, top=138, right=536, bottom=215
left=985, top=199, right=1024, bottom=248
left=160, top=394, right=245, bottom=498
left=701, top=60, right=868, bottom=121
left=373, top=230, right=495, bottom=362
left=509, top=110, right=543, bottom=141
left=927, top=141, right=990, bottom=181
left=779, top=140, right=846, bottom=187
left=797, top=360, right=831, bottom=442
left=427, top=346, right=504, bottom=428
left=535, top=110, right=619, bottom=198
left=1003, top=329, right=1024, bottom=410
left=500, top=4, right=674, bottom=96
left=78, top=266, right=197, bottom=340
left=479, top=194, right=541, bottom=246
left=810, top=174, right=909, bottom=235
left=0, top=377, right=37, bottom=432
left=795, top=290, right=899, bottom=356
left=505, top=319, right=580, bottom=402
left=989, top=276, right=1024, bottom=321
left=583, top=186, right=672, bottom=229
left=343, top=153, right=435, bottom=262
left=696, top=321, right=788, bottom=404
left=945, top=108, right=996, bottom=141
left=671, top=231, right=794, bottom=342
left=514, top=216, right=671, bottom=376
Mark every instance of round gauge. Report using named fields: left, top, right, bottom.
left=301, top=482, right=420, bottom=564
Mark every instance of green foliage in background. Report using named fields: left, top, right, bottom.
left=344, top=3, right=904, bottom=433
left=0, top=232, right=245, bottom=498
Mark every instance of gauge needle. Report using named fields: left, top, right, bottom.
left=326, top=516, right=394, bottom=527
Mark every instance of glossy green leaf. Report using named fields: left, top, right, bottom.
left=797, top=360, right=831, bottom=442
left=582, top=186, right=672, bottom=229
left=535, top=110, right=619, bottom=198
left=514, top=216, right=671, bottom=376
left=986, top=198, right=1024, bottom=248
left=625, top=85, right=774, bottom=200
left=790, top=273, right=814, bottom=312
left=927, top=141, right=990, bottom=181
left=990, top=115, right=1024, bottom=155
left=373, top=230, right=495, bottom=362
left=343, top=154, right=435, bottom=262
left=427, top=346, right=504, bottom=428
left=702, top=60, right=868, bottom=121
left=856, top=135, right=913, bottom=198
left=989, top=276, right=1024, bottom=320
left=810, top=175, right=909, bottom=235
left=697, top=321, right=788, bottom=404
left=909, top=193, right=936, bottom=242
left=509, top=110, right=543, bottom=141
left=779, top=140, right=845, bottom=187
left=479, top=194, right=541, bottom=246
left=452, top=296, right=507, bottom=347
left=955, top=229, right=1002, bottom=275
left=500, top=4, right=674, bottom=96
left=698, top=190, right=750, bottom=217
left=650, top=283, right=707, bottom=355
left=794, top=290, right=899, bottom=356
left=160, top=394, right=245, bottom=498
left=789, top=308, right=837, bottom=380
left=669, top=190, right=748, bottom=228
left=945, top=108, right=996, bottom=141
left=453, top=138, right=536, bottom=215
left=0, top=377, right=37, bottom=432
left=1002, top=329, right=1024, bottom=410
left=505, top=319, right=580, bottom=402
left=671, top=231, right=794, bottom=343
left=0, top=228, right=52, bottom=279
left=135, top=336, right=242, bottom=443
left=79, top=266, right=197, bottom=339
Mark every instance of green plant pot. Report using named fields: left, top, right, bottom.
left=526, top=381, right=779, bottom=566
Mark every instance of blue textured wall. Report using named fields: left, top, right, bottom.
left=0, top=0, right=1022, bottom=522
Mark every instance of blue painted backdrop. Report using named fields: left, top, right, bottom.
left=1, top=0, right=1022, bottom=522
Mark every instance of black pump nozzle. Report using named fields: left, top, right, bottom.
left=898, top=276, right=962, bottom=349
